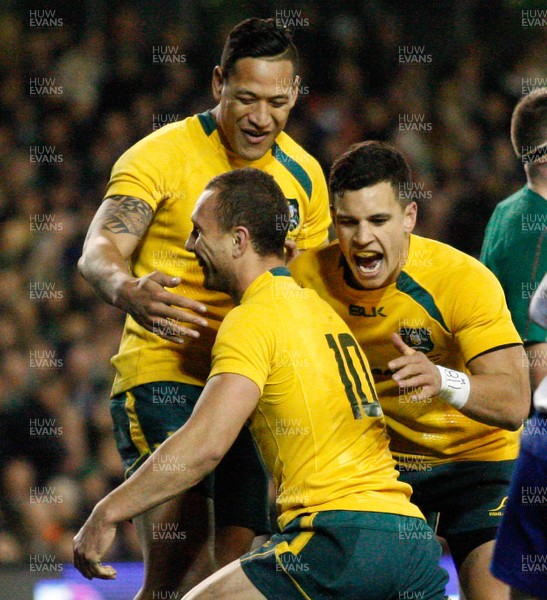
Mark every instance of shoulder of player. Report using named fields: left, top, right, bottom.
left=290, top=241, right=340, bottom=279
left=407, top=235, right=497, bottom=284
left=488, top=186, right=537, bottom=220
left=114, top=116, right=194, bottom=164
left=273, top=132, right=323, bottom=174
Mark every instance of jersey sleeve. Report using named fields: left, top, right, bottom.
left=449, top=260, right=522, bottom=363
left=104, top=137, right=170, bottom=211
left=209, top=307, right=272, bottom=392
left=294, top=159, right=330, bottom=250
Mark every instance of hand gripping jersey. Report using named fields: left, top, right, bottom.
left=104, top=112, right=330, bottom=394
left=290, top=235, right=523, bottom=465
left=209, top=268, right=423, bottom=529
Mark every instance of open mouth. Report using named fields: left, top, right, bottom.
left=353, top=250, right=383, bottom=276
left=242, top=129, right=270, bottom=144
left=195, top=254, right=207, bottom=270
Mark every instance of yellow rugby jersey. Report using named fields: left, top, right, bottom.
left=290, top=235, right=523, bottom=465
left=209, top=267, right=423, bottom=530
left=104, top=111, right=330, bottom=394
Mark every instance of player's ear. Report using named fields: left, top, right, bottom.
left=403, top=201, right=417, bottom=233
left=212, top=66, right=224, bottom=101
left=232, top=226, right=250, bottom=257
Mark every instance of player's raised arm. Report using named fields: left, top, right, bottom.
left=389, top=333, right=530, bottom=430
left=78, top=195, right=207, bottom=343
left=73, top=372, right=260, bottom=580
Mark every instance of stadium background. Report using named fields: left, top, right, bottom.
left=0, top=0, right=545, bottom=597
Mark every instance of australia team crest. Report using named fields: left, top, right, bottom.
left=398, top=327, right=434, bottom=353
left=286, top=198, right=300, bottom=231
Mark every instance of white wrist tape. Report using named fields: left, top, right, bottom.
left=435, top=366, right=470, bottom=410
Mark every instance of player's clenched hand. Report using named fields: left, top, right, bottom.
left=115, top=271, right=208, bottom=344
left=73, top=510, right=117, bottom=581
left=388, top=332, right=442, bottom=401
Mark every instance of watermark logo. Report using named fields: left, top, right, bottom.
left=279, top=484, right=309, bottom=506
left=522, top=10, right=547, bottom=27
left=152, top=523, right=187, bottom=541
left=30, top=213, right=63, bottom=231
left=30, top=418, right=63, bottom=437
left=275, top=418, right=310, bottom=436
left=274, top=9, right=310, bottom=28
left=398, top=114, right=432, bottom=132
left=276, top=553, right=310, bottom=573
left=29, top=146, right=63, bottom=164
left=151, top=385, right=188, bottom=405
left=521, top=554, right=547, bottom=572
left=276, top=77, right=310, bottom=96
left=398, top=385, right=433, bottom=405
left=522, top=415, right=547, bottom=436
left=151, top=188, right=187, bottom=203
left=273, top=349, right=311, bottom=369
left=273, top=279, right=311, bottom=300
left=521, top=280, right=540, bottom=300
left=152, top=453, right=186, bottom=473
left=398, top=182, right=432, bottom=202
left=30, top=486, right=63, bottom=504
left=29, top=10, right=63, bottom=28
left=151, top=250, right=187, bottom=269
left=522, top=77, right=547, bottom=94
left=521, top=486, right=547, bottom=505
left=521, top=144, right=547, bottom=165
left=400, top=248, right=433, bottom=268
left=399, top=591, right=427, bottom=600
left=152, top=46, right=186, bottom=64
left=29, top=77, right=63, bottom=96
left=29, top=281, right=64, bottom=300
left=275, top=198, right=300, bottom=232
left=398, top=456, right=432, bottom=472
left=152, top=592, right=181, bottom=600
left=152, top=113, right=181, bottom=130
left=399, top=46, right=432, bottom=63
left=29, top=554, right=63, bottom=573
left=398, top=519, right=433, bottom=540
left=152, top=318, right=182, bottom=340
left=29, top=350, right=63, bottom=369
left=521, top=212, right=546, bottom=232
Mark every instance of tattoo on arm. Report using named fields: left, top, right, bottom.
left=101, top=196, right=154, bottom=236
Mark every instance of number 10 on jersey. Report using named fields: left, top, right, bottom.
left=326, top=333, right=383, bottom=419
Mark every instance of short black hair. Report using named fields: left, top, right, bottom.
left=220, top=18, right=299, bottom=80
left=206, top=168, right=289, bottom=258
left=329, top=141, right=413, bottom=207
left=511, top=88, right=547, bottom=167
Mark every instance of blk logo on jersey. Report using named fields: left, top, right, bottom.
left=349, top=305, right=387, bottom=317
left=399, top=327, right=434, bottom=353
left=287, top=198, right=300, bottom=231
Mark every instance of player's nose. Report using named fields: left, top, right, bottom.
left=185, top=233, right=196, bottom=252
left=248, top=101, right=271, bottom=129
left=355, top=222, right=374, bottom=245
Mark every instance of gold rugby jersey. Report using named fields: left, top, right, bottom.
left=105, top=112, right=330, bottom=394
left=209, top=268, right=423, bottom=530
left=290, top=235, right=522, bottom=465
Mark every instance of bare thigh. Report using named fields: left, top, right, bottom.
left=133, top=489, right=214, bottom=600
left=183, top=559, right=267, bottom=600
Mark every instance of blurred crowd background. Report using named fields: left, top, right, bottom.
left=0, top=0, right=545, bottom=566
